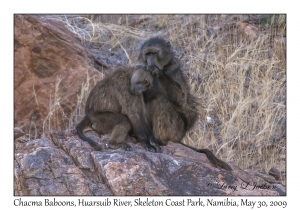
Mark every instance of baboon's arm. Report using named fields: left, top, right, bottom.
left=123, top=97, right=161, bottom=153
left=159, top=72, right=187, bottom=107
left=162, top=59, right=189, bottom=106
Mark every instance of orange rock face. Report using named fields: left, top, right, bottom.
left=14, top=15, right=102, bottom=137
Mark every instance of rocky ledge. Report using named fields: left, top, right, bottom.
left=14, top=130, right=286, bottom=196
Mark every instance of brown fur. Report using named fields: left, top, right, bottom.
left=138, top=37, right=188, bottom=105
left=138, top=37, right=232, bottom=170
left=76, top=66, right=161, bottom=152
left=139, top=37, right=199, bottom=130
left=138, top=72, right=186, bottom=145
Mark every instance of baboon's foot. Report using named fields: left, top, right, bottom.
left=120, top=143, right=132, bottom=151
left=149, top=137, right=162, bottom=153
left=142, top=141, right=156, bottom=152
left=142, top=141, right=161, bottom=153
left=107, top=142, right=132, bottom=151
left=151, top=142, right=162, bottom=153
left=154, top=144, right=162, bottom=153
left=149, top=66, right=160, bottom=76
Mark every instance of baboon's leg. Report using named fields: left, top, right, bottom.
left=151, top=99, right=185, bottom=145
left=124, top=98, right=161, bottom=153
left=107, top=114, right=132, bottom=151
left=90, top=112, right=132, bottom=151
left=108, top=123, right=132, bottom=151
left=176, top=106, right=199, bottom=131
left=182, top=95, right=199, bottom=130
left=127, top=112, right=161, bottom=152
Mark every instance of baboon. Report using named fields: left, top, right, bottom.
left=138, top=37, right=188, bottom=105
left=131, top=67, right=185, bottom=143
left=139, top=37, right=198, bottom=130
left=138, top=37, right=232, bottom=170
left=76, top=66, right=161, bottom=152
left=131, top=66, right=231, bottom=170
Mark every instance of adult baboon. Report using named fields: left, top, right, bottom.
left=139, top=37, right=198, bottom=130
left=131, top=67, right=231, bottom=170
left=76, top=66, right=161, bottom=152
left=131, top=65, right=186, bottom=143
left=138, top=37, right=231, bottom=170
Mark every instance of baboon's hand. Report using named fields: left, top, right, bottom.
left=149, top=137, right=162, bottom=153
left=142, top=140, right=157, bottom=153
left=149, top=67, right=161, bottom=77
left=153, top=144, right=162, bottom=153
left=121, top=143, right=132, bottom=151
left=107, top=143, right=132, bottom=151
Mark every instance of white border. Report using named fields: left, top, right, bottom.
left=3, top=0, right=296, bottom=209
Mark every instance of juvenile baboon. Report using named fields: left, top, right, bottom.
left=76, top=66, right=161, bottom=152
left=131, top=67, right=231, bottom=170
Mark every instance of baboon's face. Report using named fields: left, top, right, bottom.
left=130, top=68, right=153, bottom=95
left=139, top=37, right=173, bottom=75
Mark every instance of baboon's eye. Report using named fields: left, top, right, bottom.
left=145, top=52, right=156, bottom=56
left=143, top=79, right=149, bottom=84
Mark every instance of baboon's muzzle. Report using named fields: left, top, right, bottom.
left=130, top=87, right=142, bottom=95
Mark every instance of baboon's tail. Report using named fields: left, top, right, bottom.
left=76, top=116, right=101, bottom=150
left=179, top=143, right=232, bottom=171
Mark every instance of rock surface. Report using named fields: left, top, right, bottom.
left=14, top=14, right=103, bottom=138
left=14, top=130, right=286, bottom=196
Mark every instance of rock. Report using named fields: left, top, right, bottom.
left=14, top=15, right=102, bottom=138
left=14, top=127, right=25, bottom=140
left=253, top=172, right=281, bottom=184
left=269, top=167, right=285, bottom=181
left=236, top=21, right=258, bottom=38
left=14, top=133, right=112, bottom=196
left=14, top=130, right=286, bottom=196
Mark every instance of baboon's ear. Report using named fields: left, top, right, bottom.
left=166, top=41, right=171, bottom=49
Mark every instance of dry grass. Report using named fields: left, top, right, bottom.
left=41, top=71, right=100, bottom=134
left=45, top=14, right=286, bottom=177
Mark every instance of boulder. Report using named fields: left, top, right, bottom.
left=14, top=14, right=102, bottom=138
